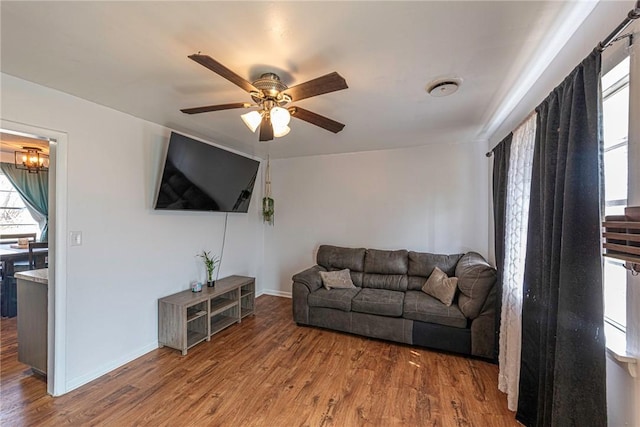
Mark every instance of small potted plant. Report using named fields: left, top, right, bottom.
left=197, top=250, right=220, bottom=287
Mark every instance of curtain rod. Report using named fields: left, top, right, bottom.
left=485, top=111, right=536, bottom=157
left=598, top=0, right=640, bottom=52
left=486, top=0, right=640, bottom=158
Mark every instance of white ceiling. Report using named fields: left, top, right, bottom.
left=0, top=132, right=49, bottom=156
left=0, top=1, right=614, bottom=159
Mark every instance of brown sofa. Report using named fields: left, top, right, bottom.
left=292, top=245, right=498, bottom=359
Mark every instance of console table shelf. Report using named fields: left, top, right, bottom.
left=186, top=330, right=208, bottom=348
left=186, top=309, right=207, bottom=322
left=210, top=314, right=238, bottom=335
left=158, top=275, right=255, bottom=355
left=210, top=296, right=238, bottom=316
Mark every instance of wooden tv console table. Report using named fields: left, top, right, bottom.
left=158, top=275, right=255, bottom=355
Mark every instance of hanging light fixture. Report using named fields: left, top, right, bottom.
left=14, top=147, right=49, bottom=173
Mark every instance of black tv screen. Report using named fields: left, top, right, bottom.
left=154, top=132, right=260, bottom=212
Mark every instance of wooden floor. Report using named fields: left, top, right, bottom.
left=1, top=296, right=519, bottom=426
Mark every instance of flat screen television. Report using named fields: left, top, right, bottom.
left=154, top=132, right=260, bottom=213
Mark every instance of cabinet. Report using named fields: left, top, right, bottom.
left=158, top=275, right=255, bottom=355
left=16, top=269, right=49, bottom=375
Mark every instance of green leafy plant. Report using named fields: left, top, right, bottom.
left=197, top=250, right=220, bottom=283
left=262, top=196, right=274, bottom=225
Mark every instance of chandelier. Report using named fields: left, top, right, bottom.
left=15, top=147, right=49, bottom=173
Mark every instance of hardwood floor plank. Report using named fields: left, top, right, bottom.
left=1, top=296, right=518, bottom=426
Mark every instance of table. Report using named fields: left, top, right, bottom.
left=158, top=275, right=255, bottom=355
left=0, top=243, right=48, bottom=277
left=0, top=244, right=48, bottom=317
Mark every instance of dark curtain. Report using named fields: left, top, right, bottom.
left=517, top=50, right=606, bottom=427
left=491, top=133, right=512, bottom=361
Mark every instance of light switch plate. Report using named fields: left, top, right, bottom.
left=70, top=231, right=82, bottom=246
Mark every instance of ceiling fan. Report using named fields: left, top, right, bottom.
left=181, top=53, right=348, bottom=142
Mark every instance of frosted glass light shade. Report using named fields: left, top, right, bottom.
left=270, top=106, right=291, bottom=128
left=241, top=111, right=263, bottom=133
left=273, top=125, right=291, bottom=138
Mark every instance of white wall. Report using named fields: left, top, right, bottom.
left=1, top=73, right=264, bottom=392
left=262, top=140, right=490, bottom=296
left=623, top=18, right=640, bottom=426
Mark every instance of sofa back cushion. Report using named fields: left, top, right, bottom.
left=407, top=252, right=462, bottom=291
left=455, top=252, right=497, bottom=319
left=317, top=245, right=366, bottom=270
left=362, top=249, right=408, bottom=291
left=317, top=245, right=366, bottom=287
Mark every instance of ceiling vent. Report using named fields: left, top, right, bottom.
left=426, top=78, right=462, bottom=97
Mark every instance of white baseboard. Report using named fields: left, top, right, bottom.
left=259, top=289, right=292, bottom=299
left=65, top=342, right=158, bottom=393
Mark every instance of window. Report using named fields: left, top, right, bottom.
left=602, top=56, right=629, bottom=332
left=0, top=170, right=39, bottom=237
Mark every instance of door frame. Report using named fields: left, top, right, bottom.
left=1, top=119, right=68, bottom=396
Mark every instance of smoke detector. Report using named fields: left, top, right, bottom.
left=426, top=78, right=462, bottom=97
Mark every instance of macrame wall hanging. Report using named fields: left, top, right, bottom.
left=262, top=156, right=274, bottom=225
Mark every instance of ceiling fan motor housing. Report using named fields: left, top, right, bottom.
left=251, top=73, right=289, bottom=102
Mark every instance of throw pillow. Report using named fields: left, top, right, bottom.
left=422, top=266, right=458, bottom=306
left=319, top=269, right=356, bottom=290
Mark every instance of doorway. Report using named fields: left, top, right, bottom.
left=0, top=121, right=68, bottom=396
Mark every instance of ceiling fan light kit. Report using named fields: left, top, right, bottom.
left=270, top=106, right=291, bottom=128
left=241, top=110, right=263, bottom=133
left=273, top=125, right=291, bottom=138
left=181, top=53, right=348, bottom=142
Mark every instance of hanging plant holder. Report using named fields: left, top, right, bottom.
left=263, top=196, right=274, bottom=225
left=263, top=157, right=274, bottom=225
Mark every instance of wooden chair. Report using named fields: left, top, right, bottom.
left=28, top=242, right=48, bottom=269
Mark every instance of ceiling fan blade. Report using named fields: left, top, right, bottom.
left=259, top=115, right=274, bottom=141
left=188, top=54, right=258, bottom=93
left=289, top=107, right=345, bottom=133
left=284, top=72, right=348, bottom=102
left=181, top=102, right=251, bottom=115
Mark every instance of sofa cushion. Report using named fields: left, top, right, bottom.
left=403, top=291, right=468, bottom=328
left=421, top=267, right=458, bottom=306
left=308, top=287, right=361, bottom=312
left=407, top=252, right=463, bottom=290
left=351, top=288, right=404, bottom=317
left=455, top=252, right=497, bottom=319
left=362, top=273, right=408, bottom=291
left=317, top=245, right=366, bottom=272
left=364, top=249, right=408, bottom=274
left=319, top=269, right=356, bottom=290
left=361, top=249, right=409, bottom=291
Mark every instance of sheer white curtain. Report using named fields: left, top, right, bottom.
left=498, top=112, right=536, bottom=411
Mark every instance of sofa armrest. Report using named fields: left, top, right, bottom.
left=470, top=285, right=498, bottom=360
left=292, top=282, right=311, bottom=324
left=455, top=252, right=497, bottom=319
left=292, top=265, right=326, bottom=293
